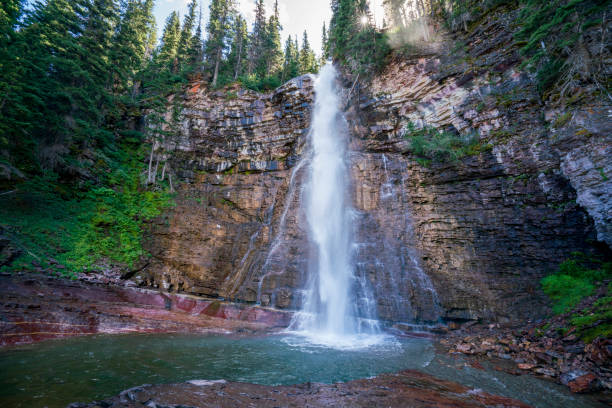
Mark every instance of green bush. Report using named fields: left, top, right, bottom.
left=569, top=295, right=612, bottom=342
left=0, top=146, right=174, bottom=277
left=541, top=274, right=595, bottom=314
left=515, top=0, right=608, bottom=93
left=541, top=252, right=611, bottom=314
left=237, top=74, right=282, bottom=92
left=70, top=167, right=173, bottom=271
left=403, top=122, right=480, bottom=162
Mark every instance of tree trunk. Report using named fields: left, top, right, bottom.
left=160, top=161, right=167, bottom=181
left=212, top=6, right=229, bottom=87
left=212, top=47, right=222, bottom=88
left=152, top=157, right=160, bottom=185
left=147, top=143, right=155, bottom=184
left=234, top=36, right=243, bottom=80
left=416, top=0, right=430, bottom=41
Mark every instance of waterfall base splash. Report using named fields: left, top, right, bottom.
left=286, top=312, right=389, bottom=349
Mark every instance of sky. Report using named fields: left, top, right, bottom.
left=155, top=0, right=385, bottom=56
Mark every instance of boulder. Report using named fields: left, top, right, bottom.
left=567, top=373, right=601, bottom=394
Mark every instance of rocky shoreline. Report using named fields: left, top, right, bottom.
left=0, top=272, right=291, bottom=347
left=438, top=320, right=611, bottom=400
left=69, top=370, right=531, bottom=408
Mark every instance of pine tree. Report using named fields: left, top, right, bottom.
left=247, top=0, right=267, bottom=76
left=82, top=0, right=118, bottom=84
left=0, top=0, right=26, bottom=166
left=321, top=21, right=329, bottom=59
left=263, top=0, right=283, bottom=75
left=298, top=31, right=318, bottom=74
left=187, top=2, right=204, bottom=70
left=0, top=0, right=124, bottom=175
left=0, top=0, right=22, bottom=33
left=329, top=0, right=358, bottom=62
left=204, top=0, right=235, bottom=88
left=329, top=0, right=389, bottom=75
left=111, top=0, right=156, bottom=97
left=177, top=0, right=197, bottom=69
left=227, top=14, right=248, bottom=79
left=281, top=35, right=299, bottom=82
left=157, top=11, right=181, bottom=72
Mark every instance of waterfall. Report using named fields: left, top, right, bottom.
left=289, top=64, right=383, bottom=348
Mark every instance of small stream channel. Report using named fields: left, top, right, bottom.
left=0, top=333, right=604, bottom=408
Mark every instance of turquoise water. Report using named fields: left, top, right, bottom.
left=0, top=333, right=604, bottom=408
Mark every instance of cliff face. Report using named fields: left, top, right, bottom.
left=140, top=77, right=313, bottom=311
left=346, top=7, right=610, bottom=321
left=139, top=11, right=610, bottom=323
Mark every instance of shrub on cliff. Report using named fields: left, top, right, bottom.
left=515, top=0, right=610, bottom=95
left=541, top=252, right=611, bottom=314
left=402, top=122, right=482, bottom=163
left=430, top=0, right=609, bottom=97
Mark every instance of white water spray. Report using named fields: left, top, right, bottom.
left=289, top=64, right=384, bottom=349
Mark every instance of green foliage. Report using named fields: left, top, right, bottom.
left=515, top=0, right=608, bottom=94
left=0, top=0, right=159, bottom=181
left=541, top=252, right=612, bottom=314
left=177, top=0, right=198, bottom=67
left=403, top=122, right=481, bottom=162
left=298, top=31, right=319, bottom=75
left=569, top=294, right=612, bottom=342
left=433, top=0, right=514, bottom=32
left=329, top=0, right=390, bottom=75
left=157, top=11, right=181, bottom=71
left=237, top=73, right=281, bottom=92
left=0, top=145, right=174, bottom=276
left=432, top=0, right=608, bottom=95
left=111, top=0, right=156, bottom=93
left=204, top=0, right=236, bottom=87
left=541, top=274, right=595, bottom=314
left=281, top=35, right=301, bottom=82
left=226, top=14, right=248, bottom=81
left=263, top=1, right=283, bottom=74
left=247, top=0, right=268, bottom=77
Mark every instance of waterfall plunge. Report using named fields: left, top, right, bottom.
left=289, top=64, right=384, bottom=349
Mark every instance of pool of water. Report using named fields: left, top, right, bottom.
left=0, top=333, right=604, bottom=408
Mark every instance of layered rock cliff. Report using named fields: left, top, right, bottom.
left=138, top=8, right=610, bottom=323
left=140, top=77, right=314, bottom=311
left=347, top=7, right=611, bottom=321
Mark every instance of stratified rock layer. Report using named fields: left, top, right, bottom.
left=141, top=77, right=313, bottom=312
left=347, top=6, right=610, bottom=320
left=141, top=8, right=610, bottom=323
left=0, top=273, right=290, bottom=347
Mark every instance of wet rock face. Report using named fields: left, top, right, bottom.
left=345, top=10, right=609, bottom=321
left=351, top=152, right=441, bottom=322
left=142, top=76, right=313, bottom=310
left=141, top=10, right=609, bottom=323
